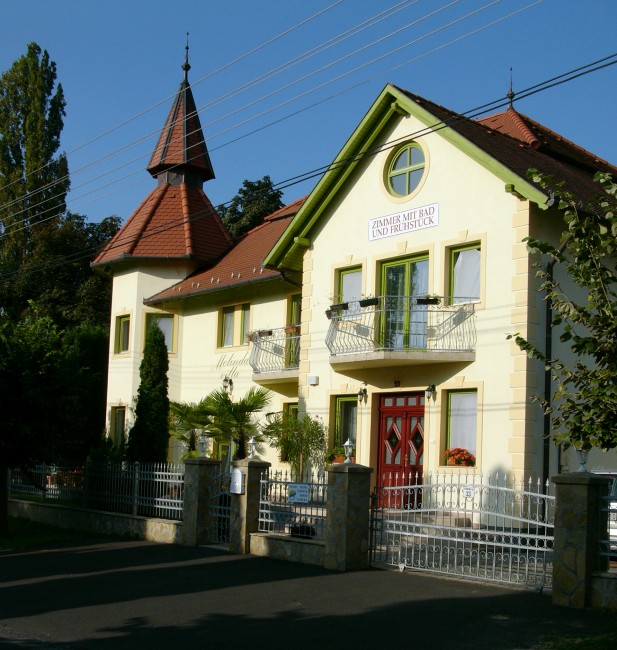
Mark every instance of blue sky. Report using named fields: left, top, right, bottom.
left=2, top=0, right=616, bottom=224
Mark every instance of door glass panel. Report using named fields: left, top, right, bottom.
left=394, top=447, right=401, bottom=464
left=396, top=397, right=405, bottom=406
left=383, top=258, right=429, bottom=350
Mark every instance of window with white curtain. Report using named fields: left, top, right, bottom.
left=451, top=245, right=480, bottom=303
left=219, top=303, right=251, bottom=348
left=446, top=391, right=477, bottom=456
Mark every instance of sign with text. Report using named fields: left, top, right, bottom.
left=368, top=203, right=439, bottom=241
left=287, top=483, right=310, bottom=503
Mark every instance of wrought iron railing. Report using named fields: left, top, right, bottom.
left=10, top=462, right=185, bottom=521
left=370, top=470, right=554, bottom=588
left=325, top=295, right=476, bottom=356
left=258, top=469, right=327, bottom=540
left=249, top=326, right=300, bottom=373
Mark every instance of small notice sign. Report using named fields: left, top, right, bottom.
left=368, top=203, right=439, bottom=241
left=288, top=483, right=310, bottom=503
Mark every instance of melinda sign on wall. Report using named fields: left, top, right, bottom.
left=368, top=203, right=439, bottom=241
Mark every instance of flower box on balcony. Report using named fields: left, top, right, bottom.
left=329, top=302, right=349, bottom=312
left=416, top=296, right=441, bottom=305
left=359, top=297, right=379, bottom=308
left=284, top=325, right=301, bottom=335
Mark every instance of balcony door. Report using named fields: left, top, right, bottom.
left=381, top=256, right=428, bottom=349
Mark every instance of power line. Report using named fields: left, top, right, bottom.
left=0, top=0, right=346, bottom=208
left=2, top=52, right=614, bottom=286
left=0, top=0, right=513, bottom=227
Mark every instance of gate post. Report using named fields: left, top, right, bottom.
left=324, top=463, right=373, bottom=571
left=182, top=458, right=221, bottom=546
left=229, top=458, right=271, bottom=555
left=552, top=473, right=611, bottom=608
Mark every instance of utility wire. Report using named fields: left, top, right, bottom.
left=0, top=0, right=452, bottom=221
left=0, top=0, right=345, bottom=207
left=0, top=0, right=510, bottom=226
left=1, top=52, right=613, bottom=285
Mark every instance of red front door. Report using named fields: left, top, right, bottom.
left=378, top=393, right=425, bottom=507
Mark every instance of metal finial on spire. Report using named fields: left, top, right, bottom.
left=182, top=32, right=191, bottom=81
left=507, top=67, right=515, bottom=108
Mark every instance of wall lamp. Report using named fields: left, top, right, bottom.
left=222, top=376, right=234, bottom=393
left=357, top=384, right=368, bottom=403
left=425, top=384, right=436, bottom=401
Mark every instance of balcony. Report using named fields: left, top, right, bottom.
left=325, top=296, right=476, bottom=371
left=249, top=326, right=300, bottom=385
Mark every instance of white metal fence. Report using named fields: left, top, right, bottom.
left=598, top=477, right=617, bottom=572
left=258, top=469, right=327, bottom=539
left=10, top=462, right=185, bottom=521
left=370, top=471, right=555, bottom=589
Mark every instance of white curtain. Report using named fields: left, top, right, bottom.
left=448, top=392, right=477, bottom=454
left=453, top=247, right=480, bottom=302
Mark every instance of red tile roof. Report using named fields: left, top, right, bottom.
left=146, top=197, right=306, bottom=304
left=396, top=88, right=617, bottom=207
left=92, top=182, right=232, bottom=267
left=148, top=77, right=215, bottom=181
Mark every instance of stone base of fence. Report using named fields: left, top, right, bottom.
left=552, top=473, right=612, bottom=608
left=9, top=499, right=182, bottom=544
left=250, top=532, right=325, bottom=566
left=590, top=572, right=617, bottom=609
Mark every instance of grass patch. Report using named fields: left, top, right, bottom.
left=0, top=517, right=89, bottom=551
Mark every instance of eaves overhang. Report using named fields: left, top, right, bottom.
left=144, top=272, right=285, bottom=307
left=264, top=84, right=550, bottom=271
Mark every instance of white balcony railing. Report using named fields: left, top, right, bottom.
left=325, top=295, right=476, bottom=356
left=249, top=326, right=301, bottom=374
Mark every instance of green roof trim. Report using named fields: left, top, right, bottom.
left=264, top=84, right=549, bottom=271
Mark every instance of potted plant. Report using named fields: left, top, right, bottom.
left=416, top=295, right=441, bottom=305
left=443, top=447, right=476, bottom=466
left=325, top=445, right=346, bottom=464
left=264, top=413, right=327, bottom=477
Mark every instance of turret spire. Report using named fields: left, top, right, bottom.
left=147, top=42, right=215, bottom=184
left=182, top=32, right=191, bottom=82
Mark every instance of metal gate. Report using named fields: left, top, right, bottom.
left=370, top=471, right=554, bottom=589
left=207, top=471, right=231, bottom=544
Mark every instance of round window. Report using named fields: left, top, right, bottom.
left=387, top=143, right=425, bottom=197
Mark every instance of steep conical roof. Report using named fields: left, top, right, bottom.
left=147, top=50, right=215, bottom=182
left=92, top=54, right=232, bottom=271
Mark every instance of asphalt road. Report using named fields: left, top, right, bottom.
left=0, top=538, right=615, bottom=649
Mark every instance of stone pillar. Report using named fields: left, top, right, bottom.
left=182, top=458, right=221, bottom=546
left=552, top=473, right=611, bottom=608
left=324, top=463, right=373, bottom=571
left=229, top=458, right=271, bottom=555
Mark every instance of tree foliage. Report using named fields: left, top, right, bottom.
left=218, top=176, right=283, bottom=241
left=127, top=323, right=170, bottom=462
left=264, top=413, right=327, bottom=476
left=0, top=44, right=120, bottom=327
left=203, top=387, right=271, bottom=460
left=0, top=43, right=69, bottom=273
left=168, top=399, right=213, bottom=461
left=508, top=171, right=617, bottom=451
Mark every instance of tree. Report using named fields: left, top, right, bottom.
left=0, top=308, right=64, bottom=535
left=217, top=176, right=283, bottom=241
left=169, top=399, right=213, bottom=461
left=127, top=323, right=170, bottom=462
left=508, top=170, right=617, bottom=451
left=204, top=387, right=271, bottom=460
left=0, top=43, right=69, bottom=298
left=264, top=412, right=327, bottom=477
